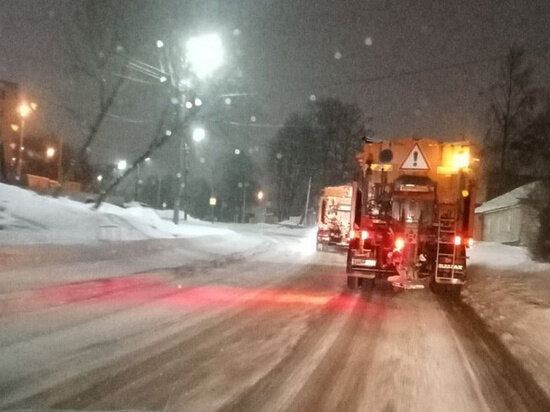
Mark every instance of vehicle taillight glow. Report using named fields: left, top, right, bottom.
left=395, top=237, right=405, bottom=251
left=349, top=230, right=355, bottom=239
left=361, top=230, right=369, bottom=240
left=454, top=235, right=462, bottom=246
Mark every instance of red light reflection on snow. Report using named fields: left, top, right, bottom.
left=28, top=274, right=384, bottom=316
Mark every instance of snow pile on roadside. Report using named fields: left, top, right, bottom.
left=468, top=241, right=549, bottom=270
left=0, top=183, right=235, bottom=245
left=464, top=242, right=550, bottom=397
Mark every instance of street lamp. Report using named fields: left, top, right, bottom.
left=117, top=159, right=127, bottom=171
left=18, top=102, right=32, bottom=118
left=186, top=34, right=224, bottom=79
left=16, top=101, right=37, bottom=180
left=238, top=182, right=249, bottom=223
left=45, top=147, right=55, bottom=159
left=257, top=190, right=264, bottom=201
left=192, top=127, right=206, bottom=142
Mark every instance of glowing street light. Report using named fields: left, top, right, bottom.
left=117, top=159, right=127, bottom=171
left=192, top=127, right=206, bottom=142
left=18, top=102, right=33, bottom=118
left=97, top=174, right=103, bottom=182
left=186, top=34, right=224, bottom=79
left=16, top=101, right=37, bottom=180
left=45, top=147, right=55, bottom=159
left=257, top=190, right=264, bottom=201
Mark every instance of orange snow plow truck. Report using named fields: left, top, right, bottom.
left=346, top=138, right=479, bottom=295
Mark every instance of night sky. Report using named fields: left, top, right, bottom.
left=0, top=0, right=549, bottom=176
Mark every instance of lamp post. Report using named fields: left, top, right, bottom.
left=173, top=127, right=206, bottom=224
left=238, top=181, right=249, bottom=223
left=16, top=101, right=36, bottom=181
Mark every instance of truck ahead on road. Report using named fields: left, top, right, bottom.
left=346, top=138, right=479, bottom=295
left=316, top=185, right=352, bottom=251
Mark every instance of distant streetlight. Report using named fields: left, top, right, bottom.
left=97, top=174, right=103, bottom=182
left=257, top=190, right=264, bottom=201
left=192, top=127, right=206, bottom=142
left=186, top=34, right=224, bottom=79
left=117, top=159, right=127, bottom=171
left=16, top=101, right=37, bottom=180
left=45, top=147, right=55, bottom=159
left=18, top=102, right=33, bottom=118
left=145, top=157, right=151, bottom=163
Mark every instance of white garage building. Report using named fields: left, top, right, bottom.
left=475, top=182, right=539, bottom=247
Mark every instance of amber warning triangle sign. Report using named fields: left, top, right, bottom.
left=400, top=144, right=430, bottom=170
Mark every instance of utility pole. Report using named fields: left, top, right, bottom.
left=134, top=163, right=141, bottom=202
left=239, top=181, right=249, bottom=223
left=183, top=143, right=189, bottom=221
left=172, top=134, right=187, bottom=225
left=57, top=139, right=63, bottom=184
left=303, top=176, right=312, bottom=226
left=156, top=175, right=162, bottom=209
left=16, top=117, right=25, bottom=181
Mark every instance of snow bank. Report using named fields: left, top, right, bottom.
left=465, top=242, right=550, bottom=397
left=0, top=183, right=236, bottom=245
left=468, top=241, right=550, bottom=271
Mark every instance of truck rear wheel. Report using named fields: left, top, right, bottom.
left=347, top=275, right=358, bottom=289
left=346, top=249, right=353, bottom=273
left=362, top=277, right=375, bottom=290
left=449, top=285, right=462, bottom=299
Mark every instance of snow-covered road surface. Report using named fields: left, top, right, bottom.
left=1, top=235, right=549, bottom=411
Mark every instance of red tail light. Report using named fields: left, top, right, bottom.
left=395, top=237, right=405, bottom=251
left=454, top=235, right=462, bottom=246
left=361, top=230, right=369, bottom=240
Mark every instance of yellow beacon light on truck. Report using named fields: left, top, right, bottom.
left=452, top=150, right=470, bottom=169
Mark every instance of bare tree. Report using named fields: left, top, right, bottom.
left=486, top=47, right=537, bottom=197
left=269, top=98, right=363, bottom=220
left=57, top=0, right=139, bottom=190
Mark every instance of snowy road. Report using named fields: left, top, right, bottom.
left=1, top=232, right=550, bottom=411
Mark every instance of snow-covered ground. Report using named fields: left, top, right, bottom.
left=0, top=183, right=238, bottom=245
left=465, top=241, right=550, bottom=397
left=0, top=183, right=316, bottom=295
